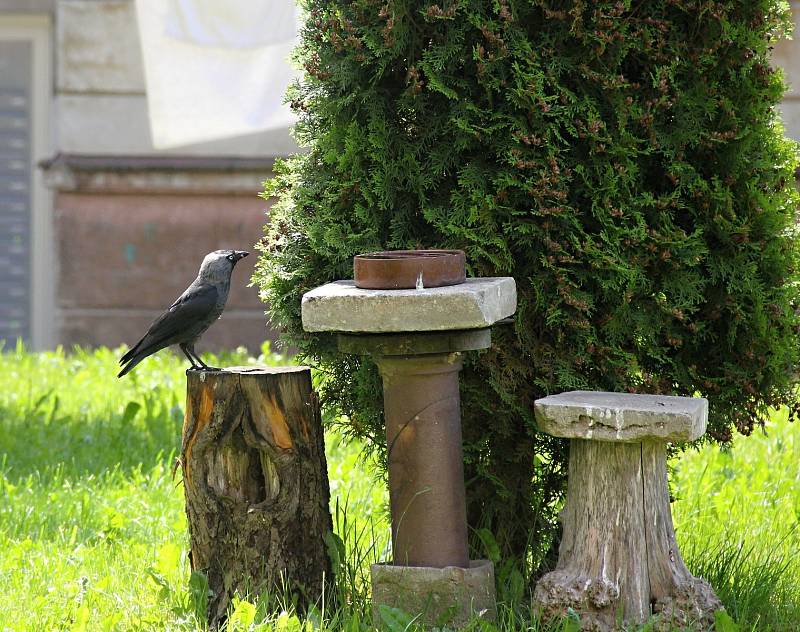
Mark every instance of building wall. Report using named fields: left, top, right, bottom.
left=773, top=2, right=800, bottom=140
left=46, top=158, right=275, bottom=352
left=40, top=0, right=294, bottom=352
left=53, top=0, right=297, bottom=158
left=56, top=192, right=271, bottom=351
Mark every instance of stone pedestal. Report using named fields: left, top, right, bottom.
left=532, top=391, right=723, bottom=631
left=301, top=278, right=516, bottom=627
left=372, top=560, right=497, bottom=628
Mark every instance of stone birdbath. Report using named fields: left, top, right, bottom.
left=301, top=250, right=516, bottom=627
left=532, top=391, right=723, bottom=631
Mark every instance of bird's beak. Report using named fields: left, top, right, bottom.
left=234, top=251, right=249, bottom=262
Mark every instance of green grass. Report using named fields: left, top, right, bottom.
left=672, top=408, right=800, bottom=628
left=0, top=344, right=798, bottom=631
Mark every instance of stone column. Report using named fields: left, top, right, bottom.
left=532, top=391, right=723, bottom=631
left=378, top=352, right=469, bottom=568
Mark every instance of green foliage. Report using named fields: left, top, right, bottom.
left=255, top=0, right=800, bottom=563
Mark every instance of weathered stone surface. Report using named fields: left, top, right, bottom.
left=42, top=155, right=273, bottom=195
left=54, top=190, right=275, bottom=351
left=301, top=278, right=516, bottom=333
left=534, top=391, right=707, bottom=443
left=56, top=192, right=266, bottom=310
left=57, top=0, right=146, bottom=93
left=371, top=560, right=496, bottom=628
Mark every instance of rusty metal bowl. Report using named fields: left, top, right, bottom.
left=354, top=250, right=466, bottom=290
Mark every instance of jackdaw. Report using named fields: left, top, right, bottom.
left=118, top=249, right=249, bottom=378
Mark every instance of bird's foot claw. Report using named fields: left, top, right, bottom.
left=199, top=365, right=220, bottom=372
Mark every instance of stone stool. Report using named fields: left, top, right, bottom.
left=302, top=278, right=516, bottom=627
left=532, top=391, right=723, bottom=631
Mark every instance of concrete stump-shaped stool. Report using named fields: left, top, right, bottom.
left=532, top=391, right=723, bottom=631
left=302, top=277, right=516, bottom=627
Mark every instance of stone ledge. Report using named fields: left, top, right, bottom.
left=301, top=278, right=516, bottom=333
left=534, top=391, right=707, bottom=443
left=40, top=153, right=275, bottom=194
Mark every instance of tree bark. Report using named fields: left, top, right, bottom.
left=533, top=439, right=721, bottom=631
left=181, top=366, right=333, bottom=628
left=642, top=443, right=723, bottom=627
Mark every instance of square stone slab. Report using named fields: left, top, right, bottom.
left=301, top=278, right=516, bottom=333
left=534, top=391, right=707, bottom=443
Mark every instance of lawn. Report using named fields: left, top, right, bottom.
left=0, top=344, right=797, bottom=631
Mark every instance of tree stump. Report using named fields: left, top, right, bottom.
left=532, top=391, right=723, bottom=631
left=181, top=366, right=333, bottom=628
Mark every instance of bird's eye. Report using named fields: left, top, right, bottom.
left=227, top=254, right=235, bottom=261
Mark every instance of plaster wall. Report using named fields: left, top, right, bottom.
left=54, top=0, right=297, bottom=157
left=55, top=190, right=274, bottom=351
left=771, top=2, right=800, bottom=139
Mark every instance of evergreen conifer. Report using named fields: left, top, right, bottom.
left=255, top=1, right=800, bottom=565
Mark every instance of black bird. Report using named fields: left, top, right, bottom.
left=118, top=249, right=249, bottom=378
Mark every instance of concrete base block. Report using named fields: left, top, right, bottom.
left=371, top=559, right=496, bottom=628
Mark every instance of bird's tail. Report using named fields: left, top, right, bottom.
left=118, top=353, right=146, bottom=378
left=119, top=341, right=142, bottom=366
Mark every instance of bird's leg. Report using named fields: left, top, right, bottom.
left=179, top=343, right=200, bottom=370
left=189, top=347, right=209, bottom=369
left=187, top=344, right=219, bottom=371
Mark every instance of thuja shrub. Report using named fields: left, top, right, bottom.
left=255, top=0, right=800, bottom=566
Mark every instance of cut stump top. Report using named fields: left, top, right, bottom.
left=185, top=365, right=310, bottom=378
left=191, top=365, right=309, bottom=374
left=534, top=391, right=707, bottom=443
left=301, top=278, right=516, bottom=333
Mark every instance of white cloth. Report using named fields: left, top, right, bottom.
left=135, top=0, right=299, bottom=149
left=165, top=0, right=295, bottom=50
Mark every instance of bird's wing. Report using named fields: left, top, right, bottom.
left=119, top=283, right=219, bottom=365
